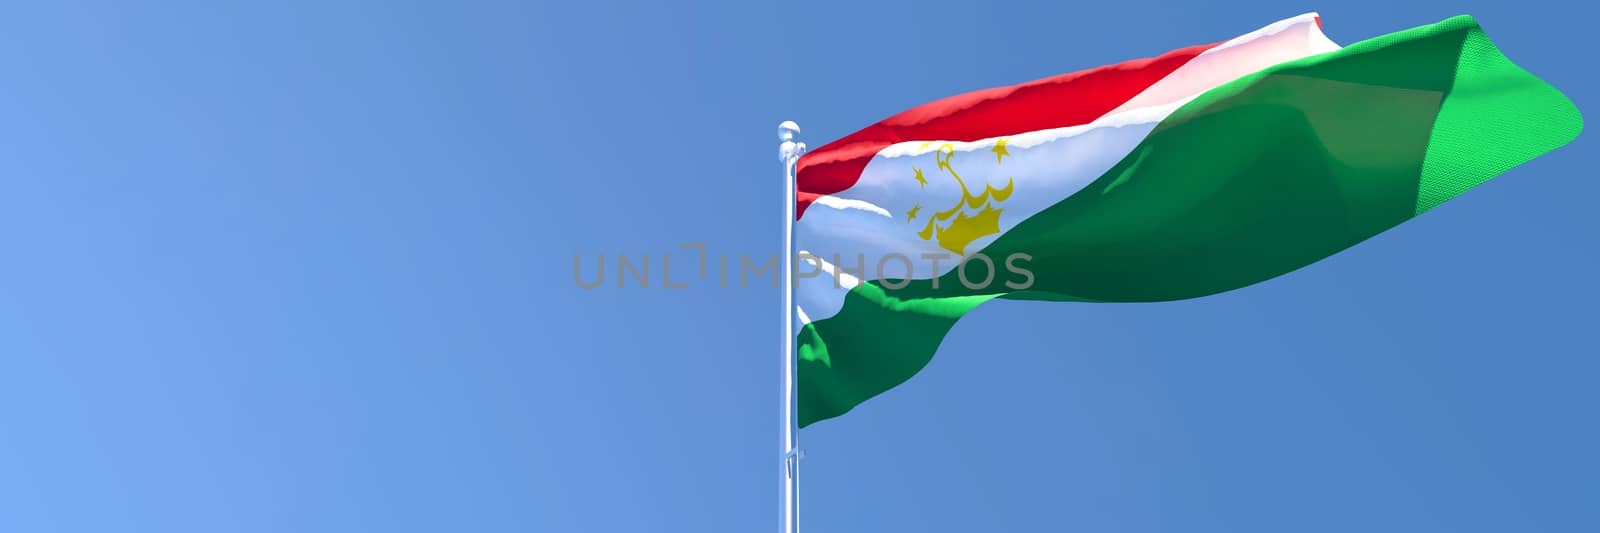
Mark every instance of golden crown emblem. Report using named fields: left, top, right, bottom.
left=909, top=141, right=1015, bottom=256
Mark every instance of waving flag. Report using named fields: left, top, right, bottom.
left=794, top=14, right=1581, bottom=427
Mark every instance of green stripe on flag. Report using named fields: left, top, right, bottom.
left=1416, top=25, right=1583, bottom=213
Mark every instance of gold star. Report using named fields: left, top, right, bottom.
left=913, top=167, right=926, bottom=188
left=992, top=138, right=1010, bottom=164
left=906, top=204, right=922, bottom=222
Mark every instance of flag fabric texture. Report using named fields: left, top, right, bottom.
left=793, top=13, right=1581, bottom=427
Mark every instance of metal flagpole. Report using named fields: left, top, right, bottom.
left=778, top=120, right=805, bottom=533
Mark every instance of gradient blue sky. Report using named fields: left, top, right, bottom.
left=0, top=1, right=1595, bottom=531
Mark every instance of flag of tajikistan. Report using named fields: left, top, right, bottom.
left=794, top=13, right=1581, bottom=427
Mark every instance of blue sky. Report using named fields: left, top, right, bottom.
left=0, top=1, right=1594, bottom=531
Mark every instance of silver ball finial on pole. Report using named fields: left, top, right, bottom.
left=779, top=121, right=806, bottom=164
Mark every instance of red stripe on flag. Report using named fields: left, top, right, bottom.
left=795, top=42, right=1218, bottom=219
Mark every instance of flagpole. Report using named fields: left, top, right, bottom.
left=778, top=120, right=805, bottom=533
